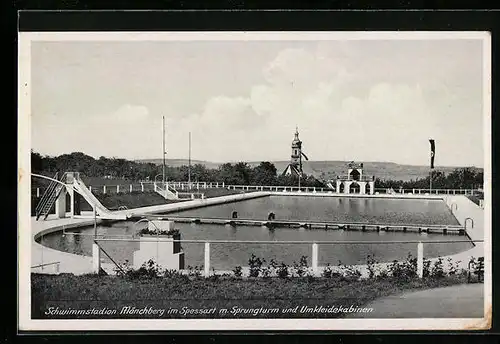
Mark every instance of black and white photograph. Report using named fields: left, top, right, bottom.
left=18, top=31, right=491, bottom=331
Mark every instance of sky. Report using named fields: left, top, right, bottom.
left=30, top=34, right=487, bottom=167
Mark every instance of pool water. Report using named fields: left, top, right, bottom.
left=171, top=195, right=460, bottom=225
left=38, top=196, right=470, bottom=270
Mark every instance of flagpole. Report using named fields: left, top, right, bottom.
left=429, top=139, right=434, bottom=193
left=188, top=131, right=191, bottom=187
left=162, top=116, right=166, bottom=186
left=429, top=168, right=432, bottom=193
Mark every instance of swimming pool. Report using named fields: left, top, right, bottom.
left=38, top=195, right=470, bottom=270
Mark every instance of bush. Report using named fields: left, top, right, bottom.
left=124, top=259, right=161, bottom=280
left=187, top=265, right=203, bottom=278
left=277, top=263, right=289, bottom=279
left=248, top=254, right=265, bottom=277
left=338, top=261, right=361, bottom=282
left=430, top=257, right=445, bottom=279
left=388, top=253, right=417, bottom=282
left=291, top=256, right=309, bottom=277
left=138, top=227, right=180, bottom=237
left=261, top=259, right=278, bottom=278
left=322, top=264, right=334, bottom=278
left=232, top=266, right=243, bottom=278
left=366, top=255, right=377, bottom=279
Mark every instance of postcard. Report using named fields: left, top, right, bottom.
left=18, top=31, right=491, bottom=331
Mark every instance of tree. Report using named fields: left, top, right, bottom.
left=31, top=150, right=43, bottom=172
left=251, top=161, right=277, bottom=185
left=234, top=162, right=252, bottom=185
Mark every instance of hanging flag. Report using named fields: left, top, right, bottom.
left=429, top=139, right=435, bottom=169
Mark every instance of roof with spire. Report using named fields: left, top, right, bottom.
left=291, top=126, right=302, bottom=146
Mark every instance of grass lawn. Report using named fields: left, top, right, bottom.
left=31, top=273, right=470, bottom=319
left=92, top=191, right=184, bottom=210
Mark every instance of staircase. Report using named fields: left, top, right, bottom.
left=154, top=182, right=179, bottom=200
left=35, top=172, right=67, bottom=221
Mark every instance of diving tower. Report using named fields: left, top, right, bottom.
left=33, top=172, right=126, bottom=220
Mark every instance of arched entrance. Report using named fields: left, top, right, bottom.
left=339, top=182, right=345, bottom=193
left=349, top=182, right=359, bottom=194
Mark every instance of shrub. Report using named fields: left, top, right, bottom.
left=446, top=258, right=462, bottom=276
left=207, top=273, right=220, bottom=282
left=338, top=261, right=361, bottom=282
left=430, top=257, right=445, bottom=279
left=422, top=258, right=432, bottom=278
left=322, top=264, right=334, bottom=278
left=366, top=254, right=377, bottom=279
left=291, top=256, right=308, bottom=277
left=277, top=262, right=289, bottom=279
left=388, top=253, right=417, bottom=282
left=248, top=254, right=265, bottom=278
left=261, top=259, right=278, bottom=278
left=232, top=266, right=243, bottom=278
left=138, top=227, right=180, bottom=237
left=187, top=265, right=202, bottom=278
left=124, top=259, right=161, bottom=279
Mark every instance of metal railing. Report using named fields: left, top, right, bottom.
left=31, top=261, right=60, bottom=273
left=35, top=172, right=69, bottom=220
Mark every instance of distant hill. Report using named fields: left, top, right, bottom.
left=137, top=159, right=483, bottom=182
left=137, top=159, right=221, bottom=170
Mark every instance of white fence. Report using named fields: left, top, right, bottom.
left=32, top=181, right=482, bottom=197
left=91, top=238, right=483, bottom=279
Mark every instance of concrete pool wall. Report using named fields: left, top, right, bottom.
left=29, top=192, right=485, bottom=276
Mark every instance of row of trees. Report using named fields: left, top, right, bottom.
left=31, top=151, right=483, bottom=189
left=375, top=168, right=483, bottom=190
left=31, top=151, right=324, bottom=187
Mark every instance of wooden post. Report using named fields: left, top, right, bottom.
left=417, top=242, right=424, bottom=278
left=92, top=243, right=101, bottom=274
left=141, top=183, right=144, bottom=192
left=117, top=185, right=120, bottom=193
left=130, top=184, right=133, bottom=193
left=36, top=188, right=40, bottom=197
left=204, top=242, right=210, bottom=277
left=312, top=243, right=318, bottom=275
left=103, top=185, right=106, bottom=194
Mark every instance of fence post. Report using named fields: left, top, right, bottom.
left=117, top=185, right=120, bottom=193
left=417, top=242, right=424, bottom=278
left=130, top=185, right=133, bottom=193
left=92, top=242, right=101, bottom=274
left=312, top=243, right=318, bottom=275
left=89, top=186, right=92, bottom=193
left=204, top=242, right=210, bottom=277
left=36, top=188, right=40, bottom=197
left=103, top=185, right=106, bottom=194
left=141, top=183, right=144, bottom=192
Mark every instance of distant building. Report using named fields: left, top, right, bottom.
left=282, top=127, right=309, bottom=177
left=335, top=161, right=375, bottom=195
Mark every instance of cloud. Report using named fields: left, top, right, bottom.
left=172, top=45, right=475, bottom=164
left=31, top=40, right=484, bottom=166
left=92, top=104, right=150, bottom=124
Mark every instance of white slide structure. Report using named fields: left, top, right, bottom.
left=72, top=178, right=127, bottom=220
left=326, top=181, right=336, bottom=190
